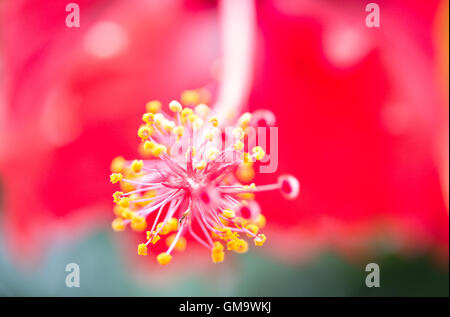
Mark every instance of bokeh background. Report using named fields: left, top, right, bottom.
left=0, top=0, right=448, bottom=296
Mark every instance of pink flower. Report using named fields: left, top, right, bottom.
left=109, top=98, right=299, bottom=264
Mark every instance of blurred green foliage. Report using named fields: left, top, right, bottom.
left=0, top=230, right=448, bottom=296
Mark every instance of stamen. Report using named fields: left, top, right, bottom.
left=109, top=97, right=299, bottom=265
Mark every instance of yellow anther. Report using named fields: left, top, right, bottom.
left=113, top=205, right=124, bottom=217
left=227, top=238, right=248, bottom=253
left=131, top=160, right=143, bottom=173
left=232, top=128, right=244, bottom=140
left=142, top=112, right=155, bottom=124
left=131, top=214, right=147, bottom=232
left=145, top=100, right=162, bottom=113
left=236, top=164, right=255, bottom=182
left=211, top=250, right=224, bottom=263
left=243, top=152, right=253, bottom=164
left=112, top=191, right=124, bottom=203
left=222, top=209, right=235, bottom=218
left=195, top=160, right=207, bottom=171
left=144, top=140, right=156, bottom=150
left=173, top=126, right=185, bottom=138
left=166, top=234, right=187, bottom=252
left=235, top=239, right=249, bottom=253
left=245, top=224, right=259, bottom=237
left=112, top=217, right=125, bottom=232
left=181, top=90, right=200, bottom=105
left=137, top=243, right=148, bottom=256
left=153, top=113, right=165, bottom=125
left=206, top=147, right=219, bottom=160
left=118, top=197, right=130, bottom=208
left=212, top=241, right=224, bottom=252
left=255, top=214, right=266, bottom=229
left=254, top=234, right=266, bottom=246
left=234, top=217, right=248, bottom=228
left=110, top=173, right=123, bottom=184
left=187, top=113, right=198, bottom=124
left=110, top=156, right=126, bottom=173
left=169, top=100, right=182, bottom=112
left=167, top=218, right=179, bottom=232
left=137, top=126, right=153, bottom=141
left=157, top=252, right=172, bottom=265
left=138, top=142, right=153, bottom=158
left=147, top=231, right=161, bottom=244
left=121, top=208, right=134, bottom=220
left=162, top=119, right=175, bottom=132
left=120, top=180, right=135, bottom=192
left=194, top=103, right=210, bottom=118
left=156, top=222, right=170, bottom=235
left=238, top=112, right=252, bottom=129
left=152, top=144, right=167, bottom=157
left=224, top=228, right=236, bottom=240
left=181, top=107, right=194, bottom=118
left=252, top=146, right=265, bottom=160
left=209, top=116, right=219, bottom=127
left=234, top=140, right=244, bottom=151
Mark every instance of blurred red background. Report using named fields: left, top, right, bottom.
left=0, top=0, right=448, bottom=268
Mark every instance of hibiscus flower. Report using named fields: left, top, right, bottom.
left=0, top=0, right=447, bottom=269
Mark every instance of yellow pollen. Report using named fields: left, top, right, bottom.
left=255, top=214, right=266, bottom=228
left=238, top=112, right=252, bottom=129
left=121, top=208, right=134, bottom=220
left=157, top=252, right=172, bottom=265
left=152, top=144, right=167, bottom=157
left=209, top=116, right=219, bottom=127
left=211, top=250, right=224, bottom=263
left=234, top=140, right=244, bottom=151
left=138, top=126, right=153, bottom=141
left=112, top=191, right=124, bottom=203
left=131, top=160, right=143, bottom=173
left=110, top=156, right=126, bottom=173
left=112, top=218, right=125, bottom=232
left=243, top=152, right=253, bottom=164
left=166, top=234, right=187, bottom=252
left=131, top=214, right=147, bottom=232
left=145, top=100, right=162, bottom=113
left=156, top=222, right=171, bottom=235
left=245, top=224, right=259, bottom=236
left=142, top=112, right=155, bottom=124
left=254, top=234, right=266, bottom=246
left=120, top=180, right=135, bottom=192
left=144, top=140, right=156, bottom=150
left=147, top=231, right=161, bottom=245
left=167, top=217, right=179, bottom=232
left=181, top=90, right=200, bottom=105
left=236, top=164, right=255, bottom=182
left=113, top=205, right=124, bottom=217
left=252, top=146, right=265, bottom=161
left=137, top=243, right=148, bottom=256
left=194, top=104, right=210, bottom=118
left=118, top=197, right=130, bottom=208
left=173, top=126, right=185, bottom=138
left=181, top=107, right=193, bottom=119
left=169, top=100, right=182, bottom=112
left=110, top=173, right=123, bottom=184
